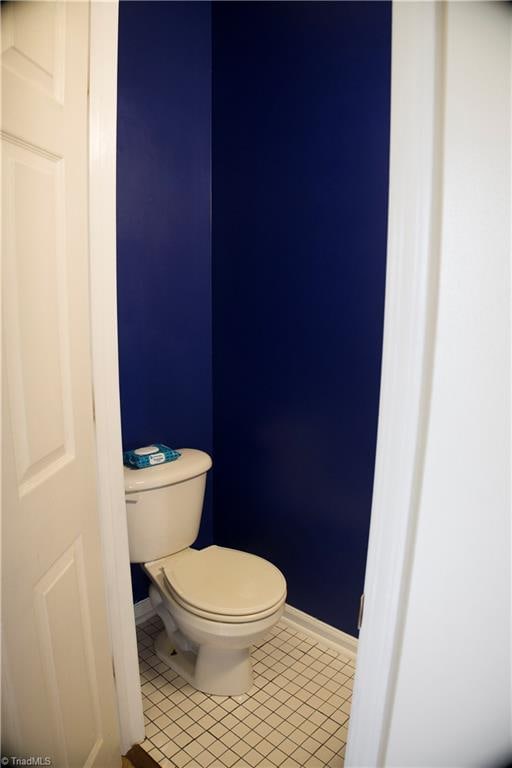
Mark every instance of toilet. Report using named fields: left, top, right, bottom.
left=125, top=448, right=287, bottom=696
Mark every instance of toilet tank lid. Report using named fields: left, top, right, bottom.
left=124, top=448, right=212, bottom=493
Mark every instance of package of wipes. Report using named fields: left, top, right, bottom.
left=123, top=443, right=181, bottom=469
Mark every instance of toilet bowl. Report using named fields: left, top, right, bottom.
left=124, top=449, right=287, bottom=696
left=145, top=546, right=286, bottom=695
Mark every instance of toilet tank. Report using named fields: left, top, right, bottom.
left=124, top=448, right=212, bottom=563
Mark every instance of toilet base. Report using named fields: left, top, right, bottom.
left=154, top=630, right=253, bottom=696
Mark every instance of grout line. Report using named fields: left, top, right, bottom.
left=136, top=617, right=351, bottom=767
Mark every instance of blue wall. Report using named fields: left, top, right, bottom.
left=212, top=2, right=390, bottom=634
left=116, top=1, right=213, bottom=601
left=116, top=1, right=391, bottom=628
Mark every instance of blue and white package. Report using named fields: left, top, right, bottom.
left=123, top=443, right=181, bottom=469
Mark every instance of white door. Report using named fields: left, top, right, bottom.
left=1, top=2, right=121, bottom=764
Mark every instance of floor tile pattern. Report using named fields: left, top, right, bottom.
left=137, top=616, right=354, bottom=768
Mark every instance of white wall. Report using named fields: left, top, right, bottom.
left=385, top=3, right=511, bottom=766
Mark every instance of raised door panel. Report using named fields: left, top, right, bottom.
left=2, top=139, right=74, bottom=496
left=34, top=539, right=104, bottom=766
left=1, top=1, right=65, bottom=102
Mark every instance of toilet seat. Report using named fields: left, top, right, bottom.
left=162, top=545, right=287, bottom=623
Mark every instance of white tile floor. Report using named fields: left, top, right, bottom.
left=137, top=616, right=354, bottom=768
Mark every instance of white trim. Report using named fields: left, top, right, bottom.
left=509, top=13, right=512, bottom=735
left=345, top=4, right=445, bottom=767
left=89, top=1, right=145, bottom=753
left=134, top=598, right=357, bottom=657
left=282, top=605, right=357, bottom=658
left=134, top=598, right=155, bottom=627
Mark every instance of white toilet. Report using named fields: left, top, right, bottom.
left=125, top=448, right=287, bottom=696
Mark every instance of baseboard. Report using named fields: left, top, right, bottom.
left=134, top=597, right=357, bottom=657
left=134, top=597, right=155, bottom=626
left=282, top=604, right=358, bottom=658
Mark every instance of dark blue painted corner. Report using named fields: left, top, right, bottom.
left=130, top=564, right=151, bottom=604
left=116, top=0, right=213, bottom=603
left=211, top=1, right=391, bottom=635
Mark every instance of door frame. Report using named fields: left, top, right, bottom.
left=89, top=0, right=144, bottom=752
left=346, top=3, right=445, bottom=765
left=88, top=0, right=442, bottom=758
